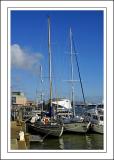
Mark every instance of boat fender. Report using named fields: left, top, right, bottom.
left=44, top=117, right=49, bottom=124
left=41, top=117, right=49, bottom=124
left=41, top=118, right=45, bottom=124
left=87, top=121, right=91, bottom=129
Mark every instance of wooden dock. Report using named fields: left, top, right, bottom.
left=11, top=121, right=29, bottom=149
left=11, top=121, right=43, bottom=149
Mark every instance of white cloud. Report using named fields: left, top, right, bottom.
left=11, top=44, right=42, bottom=72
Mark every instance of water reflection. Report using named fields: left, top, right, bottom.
left=30, top=133, right=103, bottom=150
left=59, top=137, right=64, bottom=149
left=85, top=135, right=92, bottom=149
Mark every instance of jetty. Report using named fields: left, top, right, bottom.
left=11, top=121, right=43, bottom=150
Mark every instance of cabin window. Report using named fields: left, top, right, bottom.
left=87, top=113, right=91, bottom=117
left=93, top=115, right=98, bottom=120
left=100, top=116, right=103, bottom=121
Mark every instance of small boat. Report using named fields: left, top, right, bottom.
left=26, top=17, right=63, bottom=137
left=84, top=106, right=104, bottom=134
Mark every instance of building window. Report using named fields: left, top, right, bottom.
left=12, top=97, right=16, bottom=104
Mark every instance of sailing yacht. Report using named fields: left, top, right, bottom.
left=63, top=28, right=90, bottom=133
left=84, top=105, right=104, bottom=134
left=26, top=17, right=64, bottom=137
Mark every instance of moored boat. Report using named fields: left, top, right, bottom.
left=84, top=106, right=104, bottom=134
left=26, top=117, right=63, bottom=137
left=26, top=17, right=63, bottom=138
left=62, top=28, right=90, bottom=133
left=92, top=123, right=103, bottom=134
left=64, top=120, right=90, bottom=133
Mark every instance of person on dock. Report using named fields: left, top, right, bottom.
left=19, top=131, right=25, bottom=141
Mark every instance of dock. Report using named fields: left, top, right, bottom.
left=11, top=121, right=43, bottom=150
left=11, top=121, right=30, bottom=149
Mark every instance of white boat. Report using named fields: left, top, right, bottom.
left=52, top=98, right=90, bottom=133
left=84, top=106, right=104, bottom=134
left=62, top=28, right=90, bottom=133
left=92, top=121, right=103, bottom=134
left=63, top=117, right=90, bottom=133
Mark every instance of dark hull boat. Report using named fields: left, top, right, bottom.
left=26, top=121, right=64, bottom=137
left=26, top=17, right=64, bottom=138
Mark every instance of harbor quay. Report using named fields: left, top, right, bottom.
left=11, top=121, right=29, bottom=149
left=11, top=91, right=44, bottom=150
left=11, top=120, right=44, bottom=150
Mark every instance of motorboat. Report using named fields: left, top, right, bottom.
left=84, top=105, right=104, bottom=134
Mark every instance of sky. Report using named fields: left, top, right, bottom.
left=11, top=10, right=103, bottom=103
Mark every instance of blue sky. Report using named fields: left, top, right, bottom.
left=11, top=10, right=103, bottom=103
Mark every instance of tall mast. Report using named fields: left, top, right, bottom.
left=48, top=17, right=52, bottom=108
left=40, top=65, right=43, bottom=116
left=70, top=28, right=75, bottom=117
left=70, top=28, right=74, bottom=81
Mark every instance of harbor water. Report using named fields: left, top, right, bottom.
left=30, top=133, right=103, bottom=150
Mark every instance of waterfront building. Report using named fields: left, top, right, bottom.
left=11, top=91, right=27, bottom=106
left=26, top=100, right=35, bottom=106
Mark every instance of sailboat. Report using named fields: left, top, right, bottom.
left=63, top=28, right=90, bottom=133
left=26, top=17, right=64, bottom=137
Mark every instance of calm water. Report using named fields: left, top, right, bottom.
left=30, top=133, right=103, bottom=150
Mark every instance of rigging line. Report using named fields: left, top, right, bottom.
left=72, top=36, right=86, bottom=105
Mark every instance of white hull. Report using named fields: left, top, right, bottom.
left=64, top=122, right=90, bottom=133
left=84, top=106, right=104, bottom=134
left=92, top=124, right=103, bottom=134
